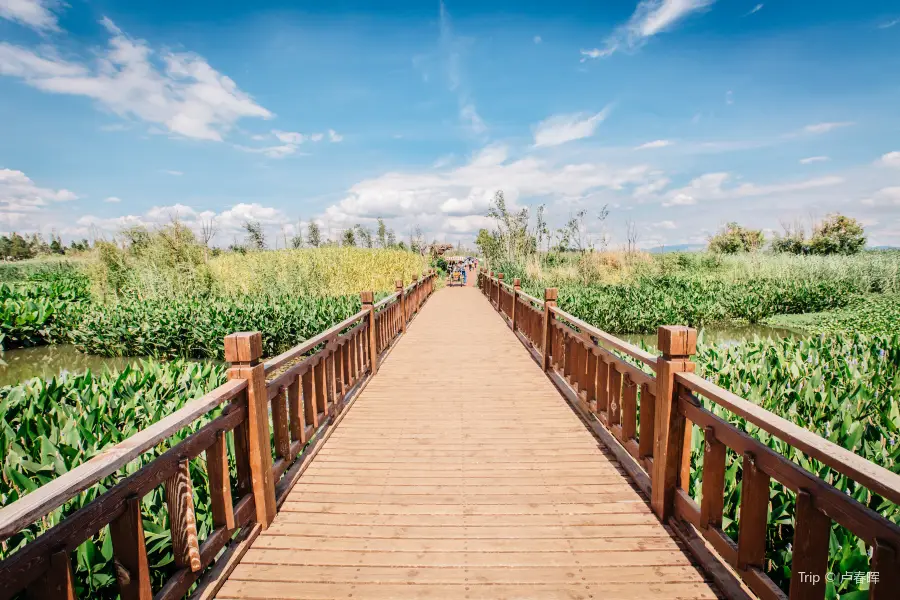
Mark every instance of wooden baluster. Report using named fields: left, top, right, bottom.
left=225, top=332, right=276, bottom=528
left=347, top=333, right=356, bottom=384
left=232, top=416, right=251, bottom=496
left=326, top=350, right=337, bottom=412
left=585, top=350, right=597, bottom=411
left=699, top=426, right=725, bottom=530
left=287, top=375, right=305, bottom=443
left=341, top=338, right=351, bottom=391
left=109, top=496, right=152, bottom=600
left=497, top=273, right=504, bottom=309
left=621, top=374, right=637, bottom=441
left=608, top=366, right=622, bottom=428
left=736, top=451, right=770, bottom=572
left=394, top=279, right=406, bottom=333
left=638, top=384, right=655, bottom=460
left=27, top=548, right=77, bottom=600
left=272, top=385, right=290, bottom=461
left=165, top=460, right=202, bottom=573
left=541, top=288, right=557, bottom=372
left=596, top=358, right=610, bottom=413
left=871, top=540, right=900, bottom=600
left=681, top=418, right=694, bottom=493
left=206, top=430, right=235, bottom=531
left=332, top=344, right=344, bottom=405
left=302, top=366, right=318, bottom=429
left=512, top=278, right=521, bottom=331
left=314, top=357, right=327, bottom=418
left=650, top=325, right=697, bottom=521
left=788, top=491, right=830, bottom=600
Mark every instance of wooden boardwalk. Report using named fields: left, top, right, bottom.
left=217, top=286, right=720, bottom=599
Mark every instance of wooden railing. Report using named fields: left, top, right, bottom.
left=0, top=271, right=436, bottom=600
left=478, top=269, right=900, bottom=600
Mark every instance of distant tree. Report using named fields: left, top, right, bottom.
left=396, top=240, right=408, bottom=251
left=772, top=222, right=807, bottom=255
left=708, top=222, right=764, bottom=254
left=376, top=218, right=388, bottom=248
left=809, top=213, right=866, bottom=255
left=49, top=235, right=64, bottom=255
left=307, top=221, right=322, bottom=247
left=243, top=220, right=266, bottom=250
left=475, top=228, right=501, bottom=261
left=291, top=220, right=304, bottom=248
left=355, top=224, right=373, bottom=248
left=410, top=225, right=425, bottom=253
left=342, top=228, right=356, bottom=247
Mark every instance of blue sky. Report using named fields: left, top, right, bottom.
left=1, top=0, right=899, bottom=248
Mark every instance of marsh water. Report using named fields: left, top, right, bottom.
left=0, top=345, right=142, bottom=387
left=0, top=323, right=797, bottom=387
left=619, top=323, right=797, bottom=353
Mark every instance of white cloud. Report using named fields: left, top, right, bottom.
left=533, top=35, right=542, bottom=44
left=746, top=3, right=764, bottom=15
left=0, top=18, right=272, bottom=141
left=580, top=48, right=615, bottom=61
left=533, top=106, right=612, bottom=148
left=0, top=168, right=77, bottom=231
left=803, top=121, right=854, bottom=134
left=460, top=104, right=486, bottom=135
left=725, top=90, right=734, bottom=105
left=163, top=170, right=183, bottom=176
left=104, top=196, right=121, bottom=203
left=328, top=129, right=343, bottom=142
left=0, top=0, right=58, bottom=31
left=661, top=172, right=844, bottom=207
left=653, top=220, right=677, bottom=229
left=878, top=19, right=899, bottom=29
left=73, top=201, right=294, bottom=246
left=273, top=130, right=305, bottom=144
left=877, top=151, right=900, bottom=168
left=583, top=0, right=717, bottom=59
left=309, top=132, right=324, bottom=142
left=320, top=144, right=653, bottom=241
left=635, top=139, right=673, bottom=150
left=861, top=187, right=900, bottom=207
left=799, top=156, right=829, bottom=164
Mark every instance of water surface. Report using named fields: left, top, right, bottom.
left=619, top=323, right=797, bottom=353
left=0, top=345, right=141, bottom=387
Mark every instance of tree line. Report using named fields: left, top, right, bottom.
left=708, top=213, right=867, bottom=255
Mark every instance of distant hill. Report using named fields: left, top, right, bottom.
left=646, top=244, right=706, bottom=254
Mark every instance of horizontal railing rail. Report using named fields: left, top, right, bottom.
left=478, top=268, right=900, bottom=600
left=0, top=271, right=436, bottom=600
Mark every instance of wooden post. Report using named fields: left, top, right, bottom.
left=541, top=288, right=558, bottom=372
left=396, top=279, right=406, bottom=333
left=361, top=291, right=378, bottom=375
left=496, top=273, right=504, bottom=308
left=511, top=278, right=521, bottom=331
left=650, top=325, right=697, bottom=521
left=225, top=332, right=277, bottom=528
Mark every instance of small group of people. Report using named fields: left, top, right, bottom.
left=447, top=256, right=477, bottom=285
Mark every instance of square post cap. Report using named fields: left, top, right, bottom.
left=225, top=332, right=263, bottom=365
left=657, top=326, right=697, bottom=358
left=544, top=288, right=558, bottom=302
left=360, top=290, right=375, bottom=304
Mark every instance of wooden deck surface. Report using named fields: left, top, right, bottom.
left=218, top=286, right=720, bottom=600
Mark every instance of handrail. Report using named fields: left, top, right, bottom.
left=550, top=305, right=658, bottom=368
left=0, top=379, right=248, bottom=541
left=479, top=267, right=900, bottom=600
left=0, top=271, right=438, bottom=600
left=677, top=371, right=900, bottom=507
left=263, top=309, right=368, bottom=374
left=516, top=289, right=544, bottom=306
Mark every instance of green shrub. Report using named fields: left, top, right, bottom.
left=708, top=222, right=765, bottom=254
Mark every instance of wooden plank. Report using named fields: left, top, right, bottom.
left=286, top=377, right=304, bottom=444
left=639, top=383, right=655, bottom=459
left=109, top=496, right=152, bottom=600
left=622, top=374, right=637, bottom=441
left=206, top=430, right=235, bottom=531
left=214, top=286, right=720, bottom=600
left=700, top=426, right=726, bottom=530
left=788, top=491, right=830, bottom=600
left=26, top=548, right=76, bottom=600
left=165, top=459, right=202, bottom=572
left=271, top=386, right=290, bottom=461
left=736, top=452, right=770, bottom=572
